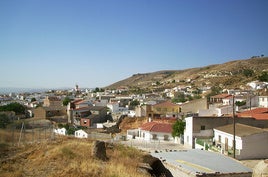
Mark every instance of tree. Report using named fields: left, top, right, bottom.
left=0, top=114, right=10, bottom=128
left=235, top=101, right=246, bottom=107
left=0, top=102, right=25, bottom=115
left=31, top=98, right=37, bottom=102
left=63, top=97, right=71, bottom=106
left=258, top=72, right=268, bottom=82
left=93, top=87, right=104, bottom=93
left=172, top=93, right=187, bottom=103
left=172, top=120, right=186, bottom=138
left=94, top=87, right=100, bottom=92
left=243, top=69, right=254, bottom=77
left=130, top=100, right=140, bottom=107
left=206, top=86, right=222, bottom=98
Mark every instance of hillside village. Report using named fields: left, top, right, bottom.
left=1, top=57, right=268, bottom=176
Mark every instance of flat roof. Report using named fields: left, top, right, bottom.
left=151, top=149, right=252, bottom=175
left=214, top=123, right=267, bottom=137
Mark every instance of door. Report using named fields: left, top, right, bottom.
left=225, top=137, right=228, bottom=151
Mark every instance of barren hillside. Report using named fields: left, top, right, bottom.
left=106, top=57, right=268, bottom=89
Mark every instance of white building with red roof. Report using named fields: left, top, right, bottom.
left=127, top=121, right=174, bottom=141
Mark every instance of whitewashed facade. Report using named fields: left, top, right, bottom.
left=75, top=129, right=88, bottom=138
left=54, top=128, right=67, bottom=135
left=214, top=124, right=268, bottom=160
left=259, top=96, right=268, bottom=108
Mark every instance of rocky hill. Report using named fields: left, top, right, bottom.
left=107, top=57, right=268, bottom=90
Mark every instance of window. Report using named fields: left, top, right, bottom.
left=152, top=134, right=157, bottom=140
left=164, top=135, right=169, bottom=141
left=201, top=125, right=205, bottom=130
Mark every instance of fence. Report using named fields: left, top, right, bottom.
left=0, top=125, right=56, bottom=146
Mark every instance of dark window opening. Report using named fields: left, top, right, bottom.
left=201, top=125, right=205, bottom=130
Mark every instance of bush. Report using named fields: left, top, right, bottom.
left=258, top=72, right=268, bottom=82
left=0, top=114, right=10, bottom=129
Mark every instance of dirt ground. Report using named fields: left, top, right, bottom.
left=241, top=160, right=262, bottom=169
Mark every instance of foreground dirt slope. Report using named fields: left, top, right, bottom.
left=0, top=137, right=149, bottom=177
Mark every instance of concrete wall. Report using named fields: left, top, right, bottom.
left=184, top=117, right=194, bottom=147
left=181, top=98, right=208, bottom=114
left=237, top=131, right=268, bottom=160
left=135, top=105, right=147, bottom=117
left=34, top=107, right=46, bottom=119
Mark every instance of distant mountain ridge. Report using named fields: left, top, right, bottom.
left=0, top=87, right=72, bottom=94
left=106, top=57, right=268, bottom=89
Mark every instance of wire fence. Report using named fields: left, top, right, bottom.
left=0, top=125, right=56, bottom=146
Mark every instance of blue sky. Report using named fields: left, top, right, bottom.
left=0, top=0, right=267, bottom=89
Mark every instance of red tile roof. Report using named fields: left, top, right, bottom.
left=72, top=99, right=83, bottom=104
left=237, top=108, right=268, bottom=120
left=210, top=94, right=232, bottom=99
left=140, top=122, right=172, bottom=133
left=73, top=106, right=91, bottom=111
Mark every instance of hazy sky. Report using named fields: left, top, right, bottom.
left=0, top=0, right=267, bottom=89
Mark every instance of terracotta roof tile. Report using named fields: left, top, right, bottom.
left=210, top=94, right=232, bottom=99
left=237, top=108, right=268, bottom=120
left=140, top=122, right=172, bottom=133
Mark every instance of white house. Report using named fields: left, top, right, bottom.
left=258, top=96, right=268, bottom=108
left=127, top=121, right=173, bottom=142
left=214, top=123, right=268, bottom=160
left=198, top=105, right=234, bottom=117
left=75, top=129, right=88, bottom=138
left=107, top=103, right=119, bottom=113
left=54, top=128, right=66, bottom=135
left=247, top=81, right=268, bottom=90
left=75, top=100, right=93, bottom=109
left=127, top=110, right=136, bottom=117
left=184, top=116, right=236, bottom=149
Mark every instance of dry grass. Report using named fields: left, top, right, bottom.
left=0, top=135, right=149, bottom=177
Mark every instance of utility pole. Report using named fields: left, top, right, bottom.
left=233, top=95, right=236, bottom=159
